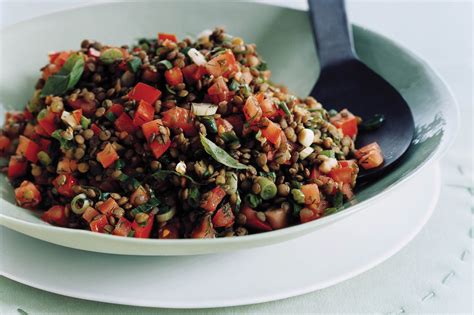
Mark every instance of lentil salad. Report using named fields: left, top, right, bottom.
left=0, top=28, right=384, bottom=238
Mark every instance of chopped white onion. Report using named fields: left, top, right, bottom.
left=319, top=157, right=338, bottom=173
left=61, top=111, right=78, bottom=128
left=175, top=161, right=187, bottom=175
left=187, top=48, right=207, bottom=66
left=298, top=128, right=315, bottom=147
left=299, top=147, right=314, bottom=160
left=191, top=103, right=218, bottom=116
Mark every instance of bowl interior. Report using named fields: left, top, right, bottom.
left=0, top=1, right=457, bottom=245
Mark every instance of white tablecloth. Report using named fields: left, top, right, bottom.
left=0, top=0, right=472, bottom=313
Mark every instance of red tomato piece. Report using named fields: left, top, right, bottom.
left=182, top=64, right=207, bottom=84
left=165, top=67, right=184, bottom=86
left=91, top=123, right=101, bottom=136
left=301, top=183, right=321, bottom=206
left=90, top=215, right=109, bottom=233
left=261, top=121, right=283, bottom=147
left=68, top=98, right=96, bottom=117
left=16, top=135, right=40, bottom=163
left=133, top=100, right=155, bottom=127
left=157, top=219, right=181, bottom=239
left=8, top=156, right=28, bottom=178
left=212, top=203, right=235, bottom=228
left=149, top=141, right=171, bottom=159
left=215, top=118, right=233, bottom=135
left=191, top=214, right=216, bottom=238
left=132, top=214, right=154, bottom=238
left=330, top=109, right=358, bottom=138
left=128, top=82, right=162, bottom=105
left=354, top=142, right=382, bottom=159
left=161, top=107, right=196, bottom=136
left=37, top=109, right=58, bottom=136
left=114, top=112, right=136, bottom=134
left=15, top=180, right=41, bottom=209
left=205, top=50, right=238, bottom=78
left=72, top=109, right=83, bottom=124
left=241, top=206, right=272, bottom=232
left=82, top=207, right=99, bottom=223
left=141, top=119, right=165, bottom=143
left=42, top=205, right=69, bottom=226
left=158, top=33, right=177, bottom=42
left=130, top=185, right=150, bottom=207
left=106, top=104, right=124, bottom=120
left=265, top=208, right=289, bottom=230
left=200, top=186, right=227, bottom=213
left=225, top=115, right=244, bottom=136
left=358, top=149, right=384, bottom=170
left=96, top=143, right=119, bottom=168
left=52, top=174, right=78, bottom=198
left=113, top=217, right=133, bottom=237
left=97, top=197, right=119, bottom=216
left=243, top=96, right=262, bottom=124
left=0, top=135, right=11, bottom=153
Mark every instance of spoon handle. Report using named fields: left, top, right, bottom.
left=308, top=0, right=355, bottom=69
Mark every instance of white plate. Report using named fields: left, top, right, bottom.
left=0, top=164, right=440, bottom=308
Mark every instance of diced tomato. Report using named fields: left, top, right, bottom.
left=90, top=215, right=109, bottom=233
left=16, top=136, right=40, bottom=163
left=149, top=141, right=171, bottom=159
left=207, top=76, right=234, bottom=104
left=354, top=142, right=382, bottom=159
left=52, top=174, right=78, bottom=198
left=133, top=100, right=155, bottom=127
left=212, top=203, right=235, bottom=228
left=330, top=109, right=358, bottom=138
left=48, top=51, right=61, bottom=64
left=8, top=156, right=28, bottom=178
left=0, top=135, right=11, bottom=152
left=56, top=158, right=77, bottom=174
left=22, top=123, right=36, bottom=140
left=182, top=64, right=207, bottom=84
left=225, top=115, right=244, bottom=136
left=265, top=208, right=289, bottom=230
left=256, top=93, right=279, bottom=118
left=191, top=214, right=216, bottom=238
left=158, top=33, right=177, bottom=42
left=161, top=107, right=196, bottom=136
left=114, top=112, right=136, bottom=133
left=42, top=64, right=59, bottom=80
left=132, top=214, right=154, bottom=238
left=128, top=82, right=162, bottom=105
left=37, top=109, right=58, bottom=136
left=328, top=160, right=358, bottom=185
left=91, top=123, right=101, bottom=136
left=106, top=104, right=124, bottom=121
left=358, top=149, right=384, bottom=170
left=38, top=139, right=51, bottom=152
left=341, top=183, right=354, bottom=199
left=165, top=67, right=183, bottom=86
left=300, top=200, right=328, bottom=223
left=206, top=50, right=239, bottom=78
left=200, top=186, right=226, bottom=212
left=243, top=96, right=262, bottom=124
left=53, top=51, right=71, bottom=67
left=42, top=205, right=69, bottom=227
left=301, top=183, right=321, bottom=206
left=215, top=118, right=233, bottom=135
left=97, top=197, right=119, bottom=216
left=261, top=121, right=283, bottom=147
left=96, top=143, right=119, bottom=168
left=141, top=119, right=164, bottom=142
left=15, top=180, right=41, bottom=209
left=72, top=109, right=83, bottom=124
left=113, top=217, right=133, bottom=237
left=82, top=207, right=99, bottom=223
left=241, top=71, right=253, bottom=85
left=241, top=206, right=272, bottom=232
left=68, top=98, right=96, bottom=117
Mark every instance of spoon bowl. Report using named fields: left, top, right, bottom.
left=308, top=0, right=415, bottom=180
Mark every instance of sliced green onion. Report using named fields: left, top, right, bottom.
left=165, top=84, right=176, bottom=95
left=191, top=103, right=218, bottom=116
left=156, top=206, right=176, bottom=223
left=200, top=116, right=217, bottom=134
left=245, top=193, right=262, bottom=208
left=291, top=188, right=305, bottom=204
left=220, top=131, right=238, bottom=143
left=127, top=57, right=142, bottom=73
left=257, top=176, right=277, bottom=200
left=37, top=151, right=51, bottom=166
left=277, top=101, right=291, bottom=117
left=320, top=150, right=335, bottom=158
left=71, top=193, right=90, bottom=215
left=158, top=60, right=173, bottom=70
left=80, top=116, right=91, bottom=129
left=100, top=48, right=123, bottom=64
left=115, top=159, right=125, bottom=170
left=222, top=172, right=238, bottom=194
left=229, top=80, right=240, bottom=91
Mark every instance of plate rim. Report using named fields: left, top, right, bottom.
left=0, top=164, right=442, bottom=308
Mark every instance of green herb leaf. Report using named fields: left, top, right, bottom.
left=100, top=48, right=123, bottom=64
left=199, top=116, right=217, bottom=134
left=51, top=130, right=72, bottom=149
left=188, top=186, right=201, bottom=208
left=41, top=53, right=85, bottom=97
left=127, top=57, right=142, bottom=73
left=199, top=134, right=249, bottom=169
left=41, top=75, right=70, bottom=97
left=245, top=193, right=262, bottom=208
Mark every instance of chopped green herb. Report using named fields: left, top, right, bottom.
left=199, top=134, right=249, bottom=170
left=100, top=48, right=123, bottom=64
left=80, top=116, right=91, bottom=129
left=292, top=201, right=303, bottom=217
left=323, top=207, right=340, bottom=216
left=188, top=186, right=201, bottom=208
left=320, top=150, right=335, bottom=158
left=245, top=193, right=262, bottom=208
left=332, top=191, right=344, bottom=209
left=199, top=116, right=217, bottom=134
left=158, top=60, right=173, bottom=70
left=257, top=61, right=268, bottom=71
left=130, top=197, right=161, bottom=216
left=229, top=80, right=240, bottom=91
left=277, top=101, right=291, bottom=116
left=127, top=57, right=142, bottom=73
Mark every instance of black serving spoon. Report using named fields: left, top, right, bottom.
left=308, top=0, right=414, bottom=180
